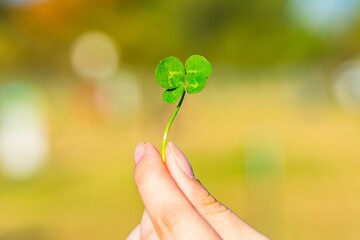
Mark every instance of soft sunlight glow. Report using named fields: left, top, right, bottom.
left=0, top=84, right=48, bottom=180
left=0, top=0, right=48, bottom=7
left=94, top=70, right=142, bottom=118
left=334, top=60, right=360, bottom=113
left=70, top=31, right=120, bottom=82
left=288, top=0, right=360, bottom=36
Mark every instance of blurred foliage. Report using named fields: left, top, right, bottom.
left=1, top=0, right=360, bottom=73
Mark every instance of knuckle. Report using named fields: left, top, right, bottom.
left=141, top=229, right=159, bottom=240
left=195, top=180, right=228, bottom=215
left=202, top=193, right=228, bottom=215
left=153, top=205, right=184, bottom=237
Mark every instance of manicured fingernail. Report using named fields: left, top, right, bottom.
left=169, top=142, right=194, bottom=178
left=134, top=142, right=146, bottom=165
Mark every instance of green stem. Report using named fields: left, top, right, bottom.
left=162, top=90, right=186, bottom=161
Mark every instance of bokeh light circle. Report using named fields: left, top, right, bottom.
left=334, top=60, right=360, bottom=112
left=0, top=0, right=48, bottom=7
left=0, top=83, right=48, bottom=180
left=287, top=0, right=360, bottom=36
left=94, top=70, right=142, bottom=118
left=70, top=31, right=120, bottom=82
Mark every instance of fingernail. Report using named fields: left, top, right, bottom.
left=134, top=142, right=146, bottom=165
left=169, top=142, right=194, bottom=178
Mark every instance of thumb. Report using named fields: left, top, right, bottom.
left=165, top=142, right=269, bottom=240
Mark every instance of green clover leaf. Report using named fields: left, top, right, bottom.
left=185, top=55, right=212, bottom=94
left=155, top=56, right=185, bottom=90
left=162, top=87, right=185, bottom=104
left=155, top=56, right=186, bottom=104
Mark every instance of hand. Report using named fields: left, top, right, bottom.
left=127, top=142, right=269, bottom=240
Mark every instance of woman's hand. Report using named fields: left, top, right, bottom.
left=127, top=142, right=269, bottom=240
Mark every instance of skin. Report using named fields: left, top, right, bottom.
left=127, top=142, right=270, bottom=240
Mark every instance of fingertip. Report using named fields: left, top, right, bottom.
left=134, top=142, right=147, bottom=165
left=166, top=142, right=194, bottom=178
left=134, top=142, right=161, bottom=165
left=143, top=142, right=161, bottom=156
left=134, top=142, right=163, bottom=187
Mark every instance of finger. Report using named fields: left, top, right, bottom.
left=126, top=224, right=140, bottom=240
left=165, top=142, right=269, bottom=240
left=126, top=210, right=159, bottom=240
left=140, top=210, right=159, bottom=240
left=134, top=142, right=220, bottom=239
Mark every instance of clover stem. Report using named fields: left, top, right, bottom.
left=161, top=90, right=186, bottom=161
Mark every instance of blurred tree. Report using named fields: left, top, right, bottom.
left=0, top=0, right=360, bottom=73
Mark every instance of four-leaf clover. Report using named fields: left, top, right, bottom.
left=155, top=55, right=212, bottom=160
left=155, top=55, right=212, bottom=104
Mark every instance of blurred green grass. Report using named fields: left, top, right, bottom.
left=1, top=78, right=360, bottom=239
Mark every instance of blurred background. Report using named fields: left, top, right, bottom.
left=1, top=0, right=360, bottom=239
